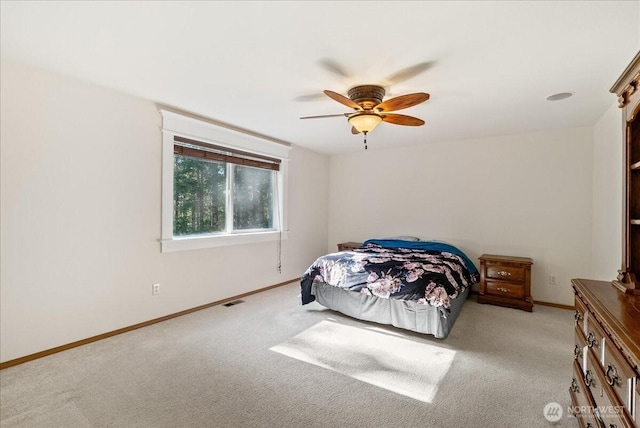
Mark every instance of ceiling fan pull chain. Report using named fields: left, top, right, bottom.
left=363, top=131, right=368, bottom=150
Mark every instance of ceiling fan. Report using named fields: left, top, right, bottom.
left=300, top=84, right=430, bottom=149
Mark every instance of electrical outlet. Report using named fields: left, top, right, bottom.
left=549, top=275, right=557, bottom=285
left=152, top=283, right=160, bottom=295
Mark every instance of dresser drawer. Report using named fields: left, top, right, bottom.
left=603, top=339, right=636, bottom=412
left=585, top=314, right=606, bottom=361
left=570, top=360, right=601, bottom=427
left=575, top=326, right=587, bottom=370
left=585, top=350, right=635, bottom=427
left=485, top=280, right=524, bottom=299
left=485, top=264, right=525, bottom=282
left=575, top=296, right=588, bottom=335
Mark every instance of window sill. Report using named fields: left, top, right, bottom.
left=160, top=230, right=288, bottom=253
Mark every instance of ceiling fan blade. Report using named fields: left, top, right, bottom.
left=384, top=61, right=435, bottom=85
left=300, top=113, right=350, bottom=119
left=324, top=90, right=362, bottom=110
left=375, top=93, right=430, bottom=112
left=318, top=58, right=351, bottom=78
left=351, top=126, right=361, bottom=135
left=295, top=93, right=329, bottom=102
left=381, top=113, right=425, bottom=126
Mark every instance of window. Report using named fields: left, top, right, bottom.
left=173, top=135, right=278, bottom=236
left=160, top=110, right=290, bottom=252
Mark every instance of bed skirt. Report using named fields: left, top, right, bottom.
left=310, top=282, right=470, bottom=339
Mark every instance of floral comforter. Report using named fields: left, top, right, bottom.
left=300, top=240, right=479, bottom=311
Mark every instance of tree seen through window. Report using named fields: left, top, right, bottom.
left=173, top=155, right=274, bottom=236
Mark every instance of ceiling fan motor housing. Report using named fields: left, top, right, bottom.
left=348, top=85, right=386, bottom=109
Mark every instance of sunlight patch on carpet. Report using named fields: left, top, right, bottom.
left=270, top=320, right=456, bottom=403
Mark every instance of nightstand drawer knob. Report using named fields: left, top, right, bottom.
left=497, top=287, right=509, bottom=293
left=497, top=270, right=511, bottom=277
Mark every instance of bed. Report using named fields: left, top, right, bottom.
left=300, top=239, right=479, bottom=338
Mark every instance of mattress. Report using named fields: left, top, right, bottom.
left=310, top=281, right=470, bottom=338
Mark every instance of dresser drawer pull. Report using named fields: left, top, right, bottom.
left=574, top=310, right=582, bottom=324
left=573, top=345, right=582, bottom=360
left=608, top=424, right=618, bottom=428
left=584, top=369, right=595, bottom=387
left=570, top=377, right=579, bottom=393
left=497, top=287, right=509, bottom=293
left=496, top=270, right=511, bottom=277
left=586, top=424, right=594, bottom=428
left=605, top=364, right=620, bottom=387
left=586, top=331, right=597, bottom=348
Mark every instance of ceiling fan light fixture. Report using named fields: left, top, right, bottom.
left=348, top=113, right=383, bottom=133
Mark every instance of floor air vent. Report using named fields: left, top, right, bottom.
left=223, top=299, right=245, bottom=307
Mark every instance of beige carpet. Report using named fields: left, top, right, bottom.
left=271, top=320, right=456, bottom=403
left=0, top=281, right=578, bottom=427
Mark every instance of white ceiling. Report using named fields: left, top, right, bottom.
left=1, top=1, right=639, bottom=155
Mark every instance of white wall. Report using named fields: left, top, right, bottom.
left=0, top=57, right=627, bottom=361
left=592, top=101, right=623, bottom=280
left=328, top=128, right=595, bottom=306
left=0, top=61, right=330, bottom=363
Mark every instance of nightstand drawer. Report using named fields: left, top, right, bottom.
left=485, top=280, right=524, bottom=299
left=485, top=265, right=525, bottom=282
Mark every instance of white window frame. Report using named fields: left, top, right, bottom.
left=160, top=109, right=290, bottom=253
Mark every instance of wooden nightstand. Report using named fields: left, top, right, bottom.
left=477, top=254, right=533, bottom=312
left=337, top=242, right=362, bottom=251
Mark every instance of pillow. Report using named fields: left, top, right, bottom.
left=420, top=238, right=449, bottom=244
left=380, top=236, right=420, bottom=242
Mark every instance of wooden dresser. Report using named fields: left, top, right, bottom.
left=568, top=51, right=640, bottom=428
left=571, top=279, right=640, bottom=427
left=477, top=254, right=533, bottom=312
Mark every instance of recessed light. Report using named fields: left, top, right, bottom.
left=546, top=92, right=574, bottom=101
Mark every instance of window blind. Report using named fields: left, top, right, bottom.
left=173, top=135, right=281, bottom=171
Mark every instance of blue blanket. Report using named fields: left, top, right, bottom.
left=362, top=239, right=478, bottom=276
